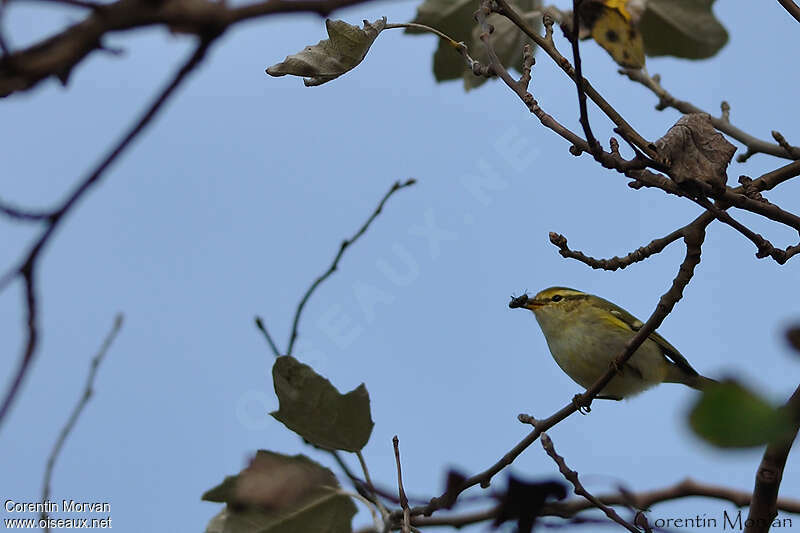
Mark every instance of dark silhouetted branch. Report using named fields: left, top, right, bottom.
left=0, top=36, right=214, bottom=432
left=569, top=0, right=600, bottom=156
left=0, top=0, right=375, bottom=97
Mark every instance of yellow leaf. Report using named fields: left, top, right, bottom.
left=580, top=0, right=645, bottom=68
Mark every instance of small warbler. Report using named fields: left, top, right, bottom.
left=510, top=287, right=716, bottom=400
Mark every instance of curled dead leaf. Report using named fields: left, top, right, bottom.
left=653, top=113, right=735, bottom=188
left=266, top=18, right=386, bottom=86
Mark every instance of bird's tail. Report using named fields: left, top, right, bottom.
left=665, top=366, right=718, bottom=391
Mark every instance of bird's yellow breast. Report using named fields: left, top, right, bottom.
left=533, top=303, right=670, bottom=398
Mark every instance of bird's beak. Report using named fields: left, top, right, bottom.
left=509, top=294, right=542, bottom=310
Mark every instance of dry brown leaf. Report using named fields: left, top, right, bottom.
left=653, top=113, right=735, bottom=188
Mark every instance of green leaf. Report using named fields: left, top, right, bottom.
left=203, top=451, right=357, bottom=533
left=271, top=356, right=374, bottom=451
left=266, top=18, right=386, bottom=86
left=407, top=0, right=541, bottom=90
left=406, top=0, right=476, bottom=39
left=639, top=0, right=728, bottom=59
left=689, top=380, right=793, bottom=448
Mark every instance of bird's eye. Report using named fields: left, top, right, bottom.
left=551, top=295, right=563, bottom=302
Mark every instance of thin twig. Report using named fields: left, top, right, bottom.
left=286, top=178, right=415, bottom=355
left=384, top=23, right=482, bottom=74
left=0, top=199, right=53, bottom=221
left=475, top=5, right=657, bottom=177
left=480, top=0, right=800, bottom=268
left=548, top=223, right=691, bottom=271
left=492, top=0, right=656, bottom=157
left=2, top=270, right=39, bottom=432
left=540, top=433, right=639, bottom=533
left=0, top=36, right=215, bottom=432
left=694, top=197, right=798, bottom=264
left=569, top=0, right=600, bottom=155
left=357, top=450, right=391, bottom=522
left=40, top=314, right=123, bottom=530
left=254, top=316, right=281, bottom=357
left=621, top=69, right=800, bottom=162
left=330, top=449, right=429, bottom=507
left=393, top=436, right=411, bottom=533
left=251, top=178, right=416, bottom=529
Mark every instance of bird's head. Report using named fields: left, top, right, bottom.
left=509, top=287, right=590, bottom=326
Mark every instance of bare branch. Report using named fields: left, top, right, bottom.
left=41, top=315, right=124, bottom=531
left=357, top=450, right=391, bottom=522
left=750, top=160, right=800, bottom=193
left=393, top=436, right=411, bottom=533
left=384, top=23, right=483, bottom=74
left=253, top=316, right=281, bottom=357
left=475, top=6, right=662, bottom=178
left=569, top=0, right=601, bottom=155
left=698, top=178, right=800, bottom=235
left=407, top=477, right=800, bottom=530
left=621, top=69, right=800, bottom=162
left=693, top=198, right=800, bottom=264
left=548, top=223, right=693, bottom=270
left=612, top=163, right=800, bottom=265
left=0, top=0, right=375, bottom=97
left=0, top=36, right=214, bottom=431
left=541, top=433, right=639, bottom=532
left=0, top=199, right=53, bottom=221
left=390, top=216, right=709, bottom=523
left=0, top=272, right=39, bottom=433
left=286, top=178, right=415, bottom=355
left=777, top=0, right=800, bottom=24
left=546, top=478, right=800, bottom=518
left=492, top=0, right=656, bottom=158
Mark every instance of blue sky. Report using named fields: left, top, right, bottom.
left=1, top=1, right=799, bottom=531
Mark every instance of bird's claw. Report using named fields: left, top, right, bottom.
left=572, top=394, right=592, bottom=414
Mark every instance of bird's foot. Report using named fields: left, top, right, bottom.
left=572, top=394, right=592, bottom=414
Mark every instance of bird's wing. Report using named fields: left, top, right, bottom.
left=597, top=296, right=700, bottom=377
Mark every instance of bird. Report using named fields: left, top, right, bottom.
left=509, top=287, right=716, bottom=400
